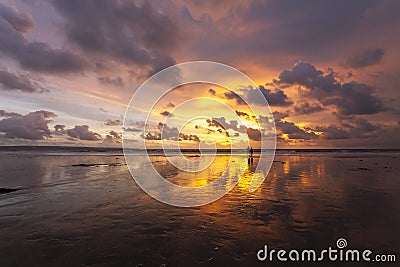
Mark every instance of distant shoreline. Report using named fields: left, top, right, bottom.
left=0, top=146, right=399, bottom=154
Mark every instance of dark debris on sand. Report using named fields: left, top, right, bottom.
left=350, top=167, right=372, bottom=171
left=0, top=188, right=20, bottom=194
left=71, top=163, right=124, bottom=167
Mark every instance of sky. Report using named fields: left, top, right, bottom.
left=0, top=0, right=399, bottom=148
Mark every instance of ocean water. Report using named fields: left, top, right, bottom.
left=0, top=151, right=399, bottom=266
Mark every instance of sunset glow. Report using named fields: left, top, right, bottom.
left=0, top=0, right=399, bottom=149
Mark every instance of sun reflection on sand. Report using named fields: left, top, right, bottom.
left=0, top=152, right=399, bottom=265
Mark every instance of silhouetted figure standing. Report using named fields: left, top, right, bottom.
left=247, top=145, right=254, bottom=163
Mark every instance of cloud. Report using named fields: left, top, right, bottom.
left=142, top=131, right=161, bottom=141
left=279, top=61, right=337, bottom=89
left=272, top=111, right=289, bottom=121
left=340, top=117, right=380, bottom=138
left=166, top=102, right=175, bottom=108
left=208, top=88, right=216, bottom=96
left=206, top=116, right=266, bottom=141
left=273, top=111, right=318, bottom=141
left=142, top=122, right=200, bottom=142
left=293, top=101, right=324, bottom=114
left=0, top=110, right=21, bottom=117
left=0, top=110, right=56, bottom=140
left=142, top=122, right=178, bottom=141
left=105, top=119, right=122, bottom=126
left=235, top=110, right=250, bottom=119
left=186, top=0, right=395, bottom=69
left=206, top=117, right=242, bottom=131
left=124, top=127, right=142, bottom=133
left=276, top=120, right=318, bottom=140
left=223, top=91, right=246, bottom=105
left=102, top=131, right=121, bottom=145
left=304, top=116, right=381, bottom=142
left=345, top=48, right=384, bottom=69
left=158, top=122, right=179, bottom=141
left=315, top=125, right=350, bottom=140
left=0, top=68, right=45, bottom=92
left=102, top=135, right=114, bottom=144
left=54, top=124, right=65, bottom=131
left=246, top=127, right=261, bottom=141
left=349, top=117, right=379, bottom=132
left=98, top=76, right=124, bottom=87
left=66, top=125, right=101, bottom=141
left=109, top=130, right=121, bottom=139
left=179, top=133, right=200, bottom=142
left=245, top=85, right=292, bottom=106
left=278, top=61, right=385, bottom=115
left=0, top=2, right=34, bottom=33
left=0, top=18, right=86, bottom=73
left=160, top=111, right=174, bottom=117
left=50, top=0, right=178, bottom=75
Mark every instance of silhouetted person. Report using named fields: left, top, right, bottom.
left=250, top=146, right=254, bottom=163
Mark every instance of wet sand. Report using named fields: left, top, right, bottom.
left=0, top=153, right=399, bottom=266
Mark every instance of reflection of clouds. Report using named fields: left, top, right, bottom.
left=125, top=152, right=399, bottom=249
left=190, top=153, right=400, bottom=249
left=3, top=153, right=398, bottom=262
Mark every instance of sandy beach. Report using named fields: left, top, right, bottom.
left=0, top=151, right=399, bottom=266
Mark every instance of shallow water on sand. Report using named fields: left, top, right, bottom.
left=0, top=153, right=399, bottom=266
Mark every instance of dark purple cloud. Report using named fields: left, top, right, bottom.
left=0, top=110, right=56, bottom=140
left=124, top=127, right=142, bottom=133
left=293, top=101, right=324, bottom=114
left=109, top=130, right=121, bottom=139
left=142, top=122, right=178, bottom=141
left=105, top=119, right=122, bottom=126
left=272, top=111, right=318, bottom=141
left=315, top=125, right=350, bottom=140
left=207, top=117, right=242, bottom=132
left=0, top=17, right=86, bottom=73
left=0, top=2, right=34, bottom=33
left=142, top=131, right=161, bottom=141
left=245, top=85, right=292, bottom=106
left=0, top=110, right=21, bottom=117
left=340, top=117, right=380, bottom=138
left=223, top=91, right=246, bottom=105
left=66, top=125, right=101, bottom=141
left=54, top=124, right=65, bottom=132
left=278, top=61, right=385, bottom=115
left=272, top=111, right=289, bottom=121
left=246, top=127, right=261, bottom=141
left=98, top=76, right=124, bottom=87
left=179, top=133, right=200, bottom=142
left=160, top=111, right=174, bottom=117
left=0, top=68, right=45, bottom=92
left=276, top=120, right=318, bottom=140
left=345, top=48, right=384, bottom=69
left=208, top=88, right=216, bottom=96
left=206, top=116, right=267, bottom=141
left=142, top=122, right=200, bottom=142
left=50, top=0, right=177, bottom=76
left=185, top=0, right=394, bottom=69
left=235, top=110, right=250, bottom=119
left=103, top=130, right=121, bottom=144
